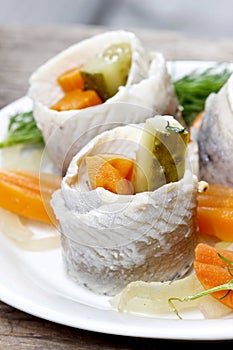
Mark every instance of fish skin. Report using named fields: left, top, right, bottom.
left=51, top=122, right=198, bottom=296
left=198, top=74, right=233, bottom=186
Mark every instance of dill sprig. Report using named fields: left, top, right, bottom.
left=173, top=64, right=232, bottom=126
left=0, top=111, right=44, bottom=148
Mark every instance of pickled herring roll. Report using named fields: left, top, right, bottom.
left=28, top=30, right=181, bottom=173
left=51, top=115, right=198, bottom=296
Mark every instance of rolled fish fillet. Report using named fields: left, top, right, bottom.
left=28, top=30, right=181, bottom=173
left=198, top=73, right=233, bottom=186
left=51, top=115, right=198, bottom=296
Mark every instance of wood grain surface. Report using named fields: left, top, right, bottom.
left=0, top=24, right=233, bottom=349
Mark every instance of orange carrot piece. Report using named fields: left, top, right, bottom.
left=194, top=261, right=233, bottom=308
left=198, top=207, right=233, bottom=241
left=51, top=89, right=103, bottom=111
left=57, top=68, right=85, bottom=92
left=108, top=157, right=134, bottom=180
left=198, top=195, right=233, bottom=208
left=96, top=162, right=127, bottom=194
left=0, top=169, right=62, bottom=224
left=86, top=155, right=134, bottom=195
left=194, top=243, right=233, bottom=309
left=197, top=184, right=233, bottom=241
left=195, top=242, right=233, bottom=267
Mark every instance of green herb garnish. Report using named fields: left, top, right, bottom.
left=165, top=121, right=186, bottom=134
left=0, top=111, right=44, bottom=148
left=173, top=65, right=232, bottom=126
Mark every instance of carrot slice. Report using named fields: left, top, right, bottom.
left=0, top=169, right=62, bottom=224
left=51, top=89, right=103, bottom=111
left=198, top=184, right=233, bottom=241
left=57, top=68, right=85, bottom=92
left=198, top=195, right=233, bottom=208
left=86, top=155, right=134, bottom=195
left=198, top=207, right=233, bottom=241
left=195, top=242, right=233, bottom=267
left=96, top=162, right=130, bottom=195
left=194, top=243, right=233, bottom=309
left=105, top=156, right=134, bottom=180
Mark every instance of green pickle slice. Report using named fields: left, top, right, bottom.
left=133, top=116, right=189, bottom=193
left=80, top=43, right=132, bottom=101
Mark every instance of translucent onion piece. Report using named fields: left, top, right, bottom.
left=198, top=296, right=232, bottom=319
left=0, top=207, right=33, bottom=242
left=15, top=235, right=61, bottom=252
left=0, top=145, right=59, bottom=175
left=110, top=273, right=232, bottom=319
left=215, top=241, right=233, bottom=250
left=0, top=207, right=60, bottom=251
left=0, top=145, right=44, bottom=171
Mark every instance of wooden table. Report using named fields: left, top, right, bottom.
left=0, top=24, right=233, bottom=349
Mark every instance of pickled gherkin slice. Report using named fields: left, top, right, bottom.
left=133, top=115, right=188, bottom=193
left=80, top=43, right=132, bottom=101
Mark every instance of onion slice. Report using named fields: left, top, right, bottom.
left=110, top=273, right=232, bottom=319
left=0, top=207, right=60, bottom=251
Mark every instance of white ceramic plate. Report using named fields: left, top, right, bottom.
left=0, top=61, right=233, bottom=341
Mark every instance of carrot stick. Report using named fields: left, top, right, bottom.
left=198, top=183, right=233, bottom=241
left=198, top=207, right=233, bottom=241
left=0, top=169, right=62, bottom=224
